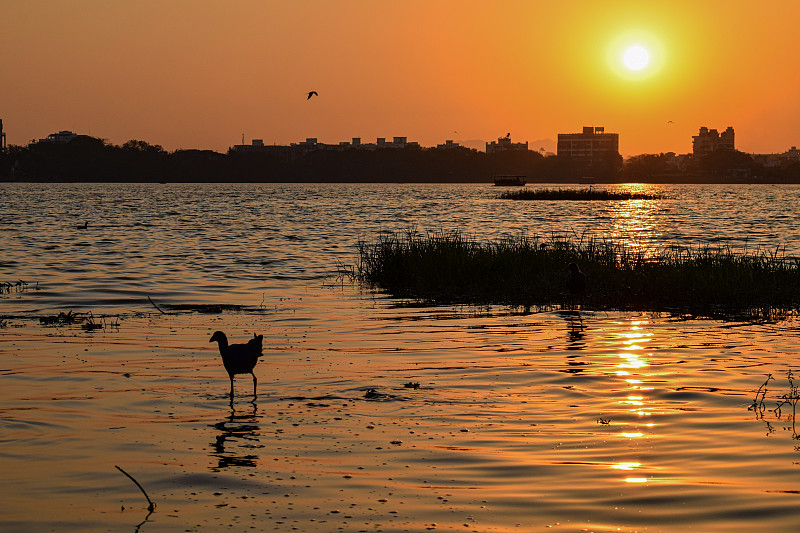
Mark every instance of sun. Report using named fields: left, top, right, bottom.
left=605, top=31, right=664, bottom=81
left=623, top=46, right=649, bottom=70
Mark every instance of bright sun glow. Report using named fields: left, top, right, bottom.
left=624, top=46, right=650, bottom=70
left=605, top=31, right=664, bottom=82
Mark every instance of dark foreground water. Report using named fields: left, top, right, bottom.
left=1, top=182, right=800, bottom=532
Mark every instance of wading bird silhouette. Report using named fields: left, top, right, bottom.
left=307, top=91, right=318, bottom=100
left=566, top=262, right=586, bottom=296
left=209, top=331, right=263, bottom=400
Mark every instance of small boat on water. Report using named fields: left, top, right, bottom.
left=493, top=175, right=526, bottom=186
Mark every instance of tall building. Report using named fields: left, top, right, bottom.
left=0, top=118, right=5, bottom=150
left=692, top=126, right=734, bottom=157
left=557, top=126, right=619, bottom=163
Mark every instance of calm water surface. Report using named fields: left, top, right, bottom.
left=1, top=182, right=800, bottom=532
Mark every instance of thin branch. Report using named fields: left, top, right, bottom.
left=147, top=296, right=168, bottom=315
left=115, top=465, right=156, bottom=512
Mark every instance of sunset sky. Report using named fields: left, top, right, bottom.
left=3, top=0, right=799, bottom=156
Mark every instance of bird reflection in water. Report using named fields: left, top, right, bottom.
left=560, top=309, right=585, bottom=345
left=559, top=309, right=587, bottom=374
left=210, top=402, right=262, bottom=470
left=562, top=262, right=586, bottom=345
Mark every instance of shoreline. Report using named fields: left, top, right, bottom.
left=2, top=177, right=800, bottom=184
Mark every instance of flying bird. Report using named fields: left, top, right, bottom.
left=209, top=331, right=264, bottom=400
left=307, top=91, right=318, bottom=100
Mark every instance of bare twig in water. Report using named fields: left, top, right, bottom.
left=749, top=373, right=773, bottom=418
left=147, top=296, right=168, bottom=315
left=115, top=465, right=156, bottom=512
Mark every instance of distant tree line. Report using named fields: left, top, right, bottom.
left=1, top=135, right=799, bottom=183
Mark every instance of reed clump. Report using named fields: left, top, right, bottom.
left=499, top=187, right=662, bottom=201
left=352, top=231, right=800, bottom=319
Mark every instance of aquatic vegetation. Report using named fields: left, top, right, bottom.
left=38, top=310, right=118, bottom=330
left=750, top=372, right=800, bottom=439
left=1, top=279, right=38, bottom=294
left=499, top=187, right=663, bottom=201
left=351, top=231, right=800, bottom=319
left=81, top=315, right=103, bottom=331
left=40, top=310, right=87, bottom=326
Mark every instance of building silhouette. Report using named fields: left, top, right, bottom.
left=32, top=130, right=78, bottom=146
left=557, top=126, right=619, bottom=163
left=0, top=119, right=6, bottom=150
left=436, top=140, right=462, bottom=149
left=692, top=126, right=734, bottom=157
left=486, top=134, right=528, bottom=153
left=231, top=135, right=420, bottom=155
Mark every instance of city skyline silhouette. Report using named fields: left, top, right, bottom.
left=2, top=2, right=799, bottom=155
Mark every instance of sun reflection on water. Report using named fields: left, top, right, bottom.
left=609, top=320, right=657, bottom=483
left=606, top=183, right=665, bottom=258
left=611, top=461, right=641, bottom=470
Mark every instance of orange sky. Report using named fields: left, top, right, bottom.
left=3, top=0, right=799, bottom=156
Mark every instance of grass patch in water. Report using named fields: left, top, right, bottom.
left=499, top=187, right=662, bottom=201
left=350, top=231, right=800, bottom=320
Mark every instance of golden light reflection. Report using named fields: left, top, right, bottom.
left=619, top=354, right=648, bottom=370
left=607, top=184, right=664, bottom=259
left=607, top=319, right=660, bottom=484
left=612, top=462, right=641, bottom=471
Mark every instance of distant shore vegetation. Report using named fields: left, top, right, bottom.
left=499, top=187, right=664, bottom=201
left=349, top=231, right=800, bottom=320
left=2, top=134, right=800, bottom=183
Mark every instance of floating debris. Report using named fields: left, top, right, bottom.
left=148, top=295, right=249, bottom=315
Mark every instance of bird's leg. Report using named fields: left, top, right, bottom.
left=229, top=377, right=234, bottom=400
left=252, top=373, right=258, bottom=401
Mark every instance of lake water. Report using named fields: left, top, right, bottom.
left=2, top=182, right=800, bottom=532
